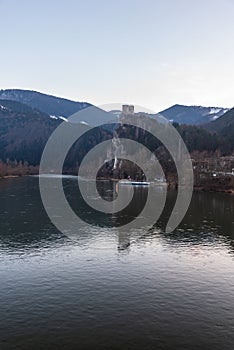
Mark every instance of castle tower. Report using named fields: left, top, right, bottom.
left=122, top=105, right=134, bottom=115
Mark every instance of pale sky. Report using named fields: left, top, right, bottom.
left=0, top=0, right=234, bottom=112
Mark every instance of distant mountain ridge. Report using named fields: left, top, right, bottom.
left=159, top=104, right=229, bottom=125
left=0, top=89, right=229, bottom=126
left=0, top=89, right=91, bottom=117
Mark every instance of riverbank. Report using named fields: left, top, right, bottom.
left=1, top=173, right=234, bottom=196
left=0, top=175, right=20, bottom=179
left=194, top=186, right=234, bottom=195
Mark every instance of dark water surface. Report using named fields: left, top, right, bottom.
left=0, top=176, right=234, bottom=350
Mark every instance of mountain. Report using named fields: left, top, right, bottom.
left=0, top=91, right=228, bottom=126
left=0, top=99, right=61, bottom=165
left=0, top=89, right=91, bottom=117
left=204, top=107, right=234, bottom=152
left=159, top=104, right=228, bottom=125
left=205, top=107, right=234, bottom=132
left=1, top=90, right=228, bottom=126
left=0, top=99, right=114, bottom=169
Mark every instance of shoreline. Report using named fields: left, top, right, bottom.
left=0, top=175, right=20, bottom=179
left=1, top=174, right=234, bottom=196
left=194, top=186, right=234, bottom=195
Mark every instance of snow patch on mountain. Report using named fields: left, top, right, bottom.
left=50, top=115, right=68, bottom=122
left=209, top=108, right=222, bottom=115
left=59, top=116, right=68, bottom=122
left=208, top=107, right=230, bottom=121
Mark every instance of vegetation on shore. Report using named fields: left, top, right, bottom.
left=0, top=160, right=38, bottom=179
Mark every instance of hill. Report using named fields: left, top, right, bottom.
left=204, top=107, right=234, bottom=152
left=0, top=89, right=91, bottom=117
left=159, top=104, right=228, bottom=125
left=205, top=107, right=234, bottom=132
left=0, top=100, right=61, bottom=165
left=0, top=100, right=113, bottom=170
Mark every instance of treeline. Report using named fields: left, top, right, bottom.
left=174, top=123, right=232, bottom=154
left=0, top=160, right=38, bottom=178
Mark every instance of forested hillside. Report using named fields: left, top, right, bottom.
left=0, top=89, right=91, bottom=117
left=204, top=108, right=234, bottom=152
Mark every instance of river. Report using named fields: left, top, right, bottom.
left=0, top=176, right=234, bottom=350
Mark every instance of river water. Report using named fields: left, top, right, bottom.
left=0, top=176, right=233, bottom=350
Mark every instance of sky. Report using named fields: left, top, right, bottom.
left=0, top=0, right=234, bottom=112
